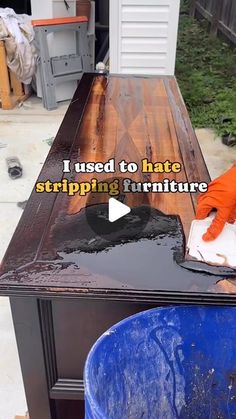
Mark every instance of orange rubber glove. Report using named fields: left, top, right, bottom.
left=196, top=165, right=236, bottom=241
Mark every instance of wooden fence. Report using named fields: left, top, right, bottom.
left=190, top=0, right=236, bottom=44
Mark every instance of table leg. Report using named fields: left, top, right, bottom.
left=10, top=297, right=56, bottom=419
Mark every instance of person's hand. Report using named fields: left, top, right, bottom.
left=196, top=165, right=236, bottom=241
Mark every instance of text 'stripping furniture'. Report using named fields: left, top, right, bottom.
left=0, top=41, right=29, bottom=110
left=0, top=74, right=235, bottom=419
left=32, top=17, right=92, bottom=110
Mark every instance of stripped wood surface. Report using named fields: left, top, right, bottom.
left=2, top=73, right=235, bottom=299
left=68, top=75, right=210, bottom=236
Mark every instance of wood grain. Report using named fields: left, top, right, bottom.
left=0, top=41, right=12, bottom=110
left=67, top=76, right=198, bottom=236
left=0, top=41, right=29, bottom=110
left=192, top=0, right=236, bottom=44
left=1, top=73, right=94, bottom=272
left=1, top=73, right=233, bottom=297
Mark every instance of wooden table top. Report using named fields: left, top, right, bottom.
left=0, top=73, right=235, bottom=302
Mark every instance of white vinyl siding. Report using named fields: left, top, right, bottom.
left=110, top=0, right=180, bottom=75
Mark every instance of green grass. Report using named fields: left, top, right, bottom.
left=176, top=0, right=236, bottom=137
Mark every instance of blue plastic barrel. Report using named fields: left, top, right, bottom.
left=84, top=306, right=236, bottom=419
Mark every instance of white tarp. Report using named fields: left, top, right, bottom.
left=0, top=8, right=36, bottom=84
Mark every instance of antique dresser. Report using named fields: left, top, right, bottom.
left=0, top=74, right=235, bottom=419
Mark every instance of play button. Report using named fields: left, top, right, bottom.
left=84, top=176, right=151, bottom=246
left=109, top=198, right=131, bottom=223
